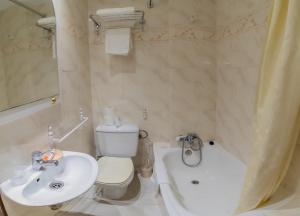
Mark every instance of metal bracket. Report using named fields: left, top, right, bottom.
left=89, top=15, right=101, bottom=35
left=147, top=0, right=154, bottom=8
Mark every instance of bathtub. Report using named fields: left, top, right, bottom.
left=154, top=143, right=295, bottom=216
left=154, top=142, right=246, bottom=216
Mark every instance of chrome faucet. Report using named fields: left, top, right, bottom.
left=32, top=151, right=59, bottom=171
left=176, top=133, right=204, bottom=167
left=176, top=133, right=201, bottom=144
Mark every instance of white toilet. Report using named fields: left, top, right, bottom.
left=94, top=123, right=139, bottom=199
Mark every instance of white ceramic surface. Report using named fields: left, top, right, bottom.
left=154, top=143, right=246, bottom=216
left=1, top=151, right=98, bottom=207
left=95, top=123, right=139, bottom=157
left=154, top=143, right=296, bottom=216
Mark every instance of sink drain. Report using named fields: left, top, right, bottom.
left=191, top=180, right=199, bottom=185
left=49, top=181, right=64, bottom=190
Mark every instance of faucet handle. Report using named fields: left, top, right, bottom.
left=176, top=133, right=200, bottom=142
left=186, top=133, right=199, bottom=140
left=176, top=135, right=186, bottom=142
left=32, top=151, right=43, bottom=160
left=32, top=151, right=43, bottom=171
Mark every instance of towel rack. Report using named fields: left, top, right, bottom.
left=90, top=10, right=145, bottom=34
left=49, top=109, right=88, bottom=145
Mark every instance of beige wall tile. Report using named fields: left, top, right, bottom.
left=0, top=50, right=8, bottom=110
left=215, top=0, right=272, bottom=163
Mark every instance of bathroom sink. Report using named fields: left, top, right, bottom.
left=0, top=151, right=98, bottom=206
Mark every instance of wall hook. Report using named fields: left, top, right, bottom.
left=147, top=0, right=154, bottom=8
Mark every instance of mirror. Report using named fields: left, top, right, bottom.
left=0, top=0, right=59, bottom=112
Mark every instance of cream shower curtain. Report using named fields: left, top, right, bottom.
left=237, top=0, right=300, bottom=213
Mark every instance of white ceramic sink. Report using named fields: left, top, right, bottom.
left=1, top=151, right=98, bottom=206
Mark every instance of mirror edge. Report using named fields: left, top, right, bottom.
left=0, top=0, right=61, bottom=125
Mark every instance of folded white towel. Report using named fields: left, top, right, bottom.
left=105, top=28, right=131, bottom=55
left=96, top=7, right=135, bottom=16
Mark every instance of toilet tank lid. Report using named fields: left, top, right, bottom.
left=96, top=124, right=139, bottom=133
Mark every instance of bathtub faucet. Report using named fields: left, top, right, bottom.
left=176, top=133, right=203, bottom=167
left=176, top=133, right=201, bottom=143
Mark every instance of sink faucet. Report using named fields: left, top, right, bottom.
left=32, top=151, right=59, bottom=171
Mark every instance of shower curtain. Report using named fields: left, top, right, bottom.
left=237, top=0, right=300, bottom=213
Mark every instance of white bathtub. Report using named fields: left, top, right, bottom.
left=154, top=143, right=246, bottom=216
left=154, top=143, right=295, bottom=216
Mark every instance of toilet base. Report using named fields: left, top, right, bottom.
left=95, top=170, right=134, bottom=200
left=95, top=183, right=129, bottom=200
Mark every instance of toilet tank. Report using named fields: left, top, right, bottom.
left=95, top=124, right=139, bottom=157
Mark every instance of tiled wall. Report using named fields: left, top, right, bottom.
left=215, top=0, right=272, bottom=163
left=0, top=2, right=59, bottom=110
left=89, top=0, right=274, bottom=163
left=0, top=50, right=8, bottom=110
left=89, top=0, right=216, bottom=143
left=0, top=11, right=7, bottom=111
left=0, top=0, right=93, bottom=215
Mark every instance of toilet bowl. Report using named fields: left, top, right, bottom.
left=95, top=156, right=134, bottom=199
left=94, top=123, right=139, bottom=200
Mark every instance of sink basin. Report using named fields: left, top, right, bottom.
left=1, top=151, right=98, bottom=206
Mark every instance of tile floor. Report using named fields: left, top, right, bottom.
left=57, top=176, right=168, bottom=216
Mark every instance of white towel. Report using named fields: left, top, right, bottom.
left=96, top=7, right=135, bottom=16
left=105, top=28, right=131, bottom=55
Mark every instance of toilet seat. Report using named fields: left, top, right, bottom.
left=96, top=156, right=134, bottom=185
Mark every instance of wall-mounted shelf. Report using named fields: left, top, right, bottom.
left=90, top=10, right=145, bottom=34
